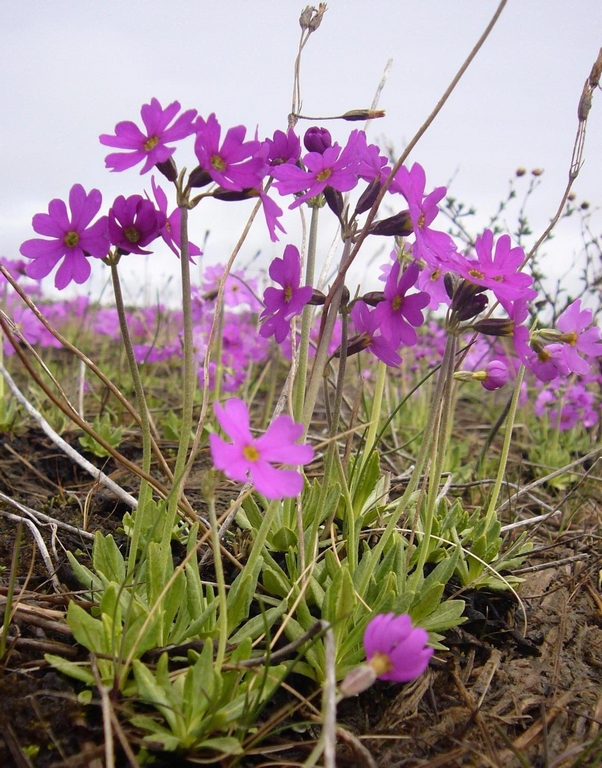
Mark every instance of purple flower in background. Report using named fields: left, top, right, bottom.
left=209, top=398, right=314, bottom=499
left=100, top=98, right=197, bottom=174
left=20, top=184, right=110, bottom=290
left=349, top=301, right=403, bottom=368
left=364, top=613, right=433, bottom=683
left=150, top=177, right=203, bottom=259
left=375, top=261, right=430, bottom=346
left=194, top=113, right=266, bottom=191
left=556, top=299, right=602, bottom=375
left=263, top=128, right=301, bottom=167
left=202, top=265, right=262, bottom=312
left=480, top=359, right=510, bottom=391
left=528, top=342, right=570, bottom=383
left=272, top=130, right=363, bottom=208
left=452, top=230, right=536, bottom=303
left=108, top=195, right=166, bottom=254
left=260, top=245, right=313, bottom=343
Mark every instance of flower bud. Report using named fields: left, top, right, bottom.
left=307, top=289, right=327, bottom=306
left=155, top=157, right=178, bottom=182
left=304, top=127, right=332, bottom=154
left=323, top=186, right=344, bottom=219
left=472, top=317, right=515, bottom=337
left=341, top=109, right=386, bottom=122
left=188, top=166, right=214, bottom=188
left=368, top=210, right=413, bottom=237
left=355, top=178, right=381, bottom=215
left=340, top=664, right=378, bottom=697
left=361, top=291, right=385, bottom=307
left=211, top=188, right=257, bottom=202
left=450, top=279, right=488, bottom=320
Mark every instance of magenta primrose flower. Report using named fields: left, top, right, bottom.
left=263, top=128, right=301, bottom=167
left=20, top=183, right=110, bottom=290
left=194, top=113, right=266, bottom=191
left=260, top=245, right=313, bottom=343
left=150, top=177, right=203, bottom=260
left=272, top=130, right=364, bottom=209
left=100, top=98, right=197, bottom=174
left=396, top=162, right=455, bottom=266
left=364, top=613, right=433, bottom=683
left=209, top=398, right=314, bottom=499
left=452, top=230, right=536, bottom=303
left=375, top=261, right=430, bottom=346
left=349, top=301, right=403, bottom=368
left=555, top=299, right=602, bottom=375
left=108, top=194, right=166, bottom=255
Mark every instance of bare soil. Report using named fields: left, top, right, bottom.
left=0, top=426, right=601, bottom=767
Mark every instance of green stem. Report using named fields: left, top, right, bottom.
left=302, top=236, right=352, bottom=430
left=359, top=359, right=387, bottom=476
left=110, top=262, right=153, bottom=574
left=208, top=493, right=227, bottom=669
left=355, top=331, right=456, bottom=596
left=414, top=333, right=457, bottom=578
left=294, top=205, right=320, bottom=423
left=162, top=207, right=196, bottom=574
left=486, top=364, right=525, bottom=520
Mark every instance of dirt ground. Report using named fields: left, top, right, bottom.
left=0, top=426, right=601, bottom=767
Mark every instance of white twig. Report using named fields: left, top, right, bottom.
left=0, top=508, right=61, bottom=592
left=0, top=363, right=138, bottom=509
left=0, top=490, right=95, bottom=541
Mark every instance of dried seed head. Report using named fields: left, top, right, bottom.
left=299, top=4, right=327, bottom=32
left=578, top=80, right=592, bottom=122
left=588, top=47, right=602, bottom=89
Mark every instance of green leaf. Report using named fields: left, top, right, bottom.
left=322, top=565, right=357, bottom=650
left=92, top=532, right=126, bottom=584
left=67, top=601, right=107, bottom=654
left=45, top=654, right=95, bottom=685
left=226, top=556, right=262, bottom=633
left=229, top=603, right=287, bottom=645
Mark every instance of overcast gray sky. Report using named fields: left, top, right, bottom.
left=2, top=0, right=601, bottom=302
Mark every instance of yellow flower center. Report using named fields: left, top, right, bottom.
left=468, top=268, right=485, bottom=280
left=63, top=230, right=80, bottom=248
left=211, top=155, right=227, bottom=172
left=392, top=296, right=402, bottom=311
left=243, top=445, right=260, bottom=462
left=125, top=227, right=141, bottom=243
left=538, top=348, right=551, bottom=363
left=430, top=269, right=440, bottom=281
left=284, top=286, right=293, bottom=303
left=316, top=168, right=332, bottom=182
left=417, top=212, right=426, bottom=228
left=144, top=136, right=160, bottom=151
left=368, top=652, right=394, bottom=677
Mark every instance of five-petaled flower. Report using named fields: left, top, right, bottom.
left=452, top=229, right=536, bottom=304
left=554, top=299, right=602, bottom=375
left=20, top=183, right=110, bottom=290
left=374, top=261, right=430, bottom=346
left=209, top=398, right=313, bottom=499
left=347, top=301, right=403, bottom=368
left=272, top=130, right=363, bottom=209
left=194, top=113, right=266, bottom=191
left=260, top=245, right=313, bottom=343
left=364, top=613, right=433, bottom=683
left=100, top=98, right=197, bottom=174
left=108, top=195, right=166, bottom=255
